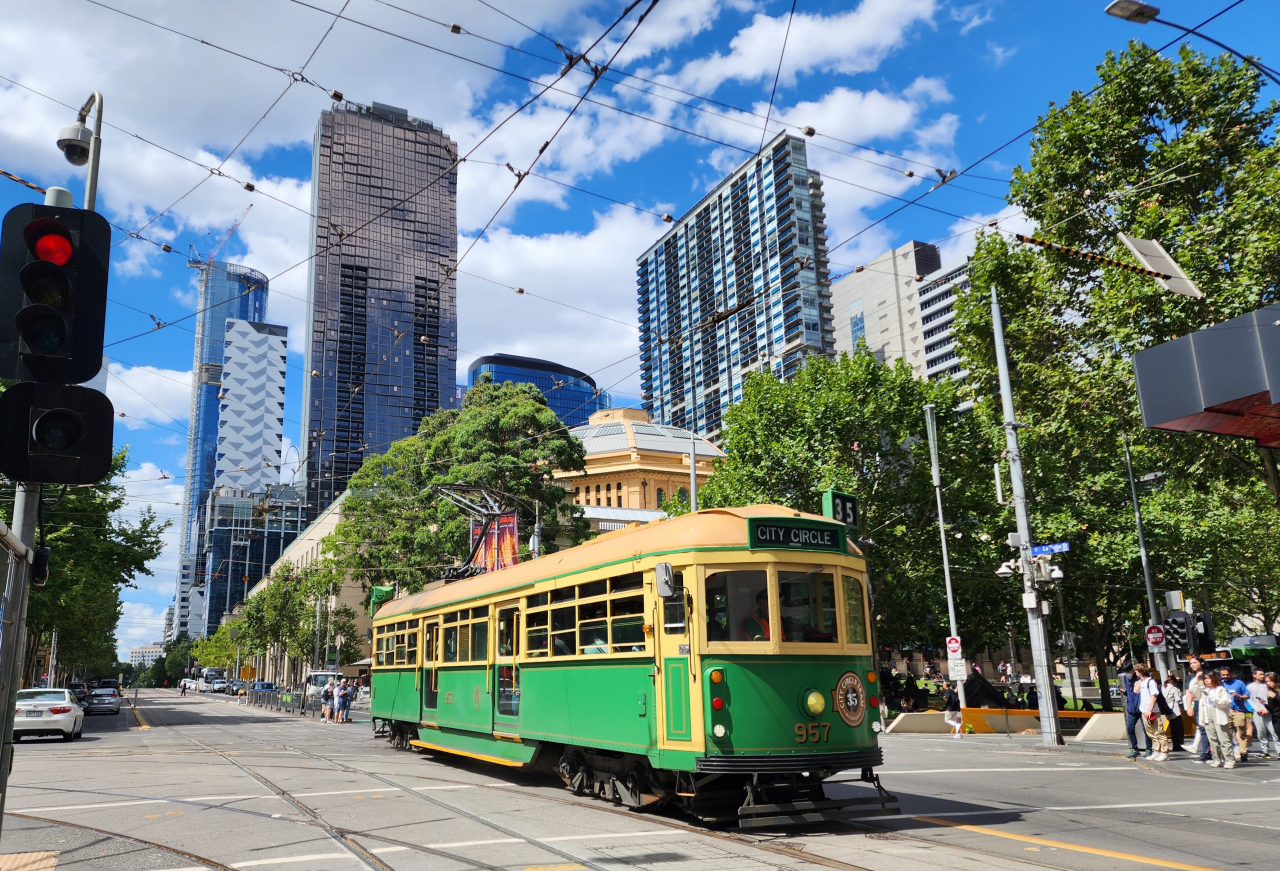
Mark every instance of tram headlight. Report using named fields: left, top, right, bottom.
left=805, top=691, right=826, bottom=715
left=712, top=723, right=727, bottom=738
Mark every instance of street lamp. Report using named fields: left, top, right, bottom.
left=1104, top=2, right=1280, bottom=85
left=57, top=92, right=104, bottom=210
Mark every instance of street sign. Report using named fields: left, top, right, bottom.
left=821, top=489, right=858, bottom=530
left=1146, top=623, right=1167, bottom=651
left=1030, top=541, right=1070, bottom=556
left=947, top=657, right=967, bottom=680
left=945, top=636, right=962, bottom=656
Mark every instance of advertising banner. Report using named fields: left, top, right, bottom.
left=471, top=512, right=519, bottom=572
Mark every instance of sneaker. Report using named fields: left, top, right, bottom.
left=1151, top=753, right=1167, bottom=761
left=1142, top=751, right=1153, bottom=758
left=1209, top=760, right=1222, bottom=768
left=1261, top=754, right=1273, bottom=760
left=1126, top=749, right=1140, bottom=758
left=1193, top=758, right=1206, bottom=764
left=1225, top=761, right=1237, bottom=769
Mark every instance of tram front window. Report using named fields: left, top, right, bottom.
left=705, top=569, right=770, bottom=642
left=778, top=571, right=838, bottom=643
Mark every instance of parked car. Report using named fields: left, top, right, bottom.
left=84, top=688, right=121, bottom=715
left=97, top=678, right=120, bottom=690
left=228, top=680, right=246, bottom=694
left=211, top=679, right=229, bottom=693
left=180, top=678, right=196, bottom=691
left=66, top=681, right=88, bottom=704
left=14, top=688, right=84, bottom=741
left=250, top=681, right=276, bottom=692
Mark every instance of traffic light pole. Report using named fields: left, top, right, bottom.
left=0, top=481, right=41, bottom=834
left=1123, top=432, right=1169, bottom=677
left=923, top=403, right=965, bottom=709
left=991, top=288, right=1062, bottom=747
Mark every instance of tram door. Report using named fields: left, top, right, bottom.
left=655, top=565, right=702, bottom=751
left=421, top=621, right=439, bottom=722
left=493, top=601, right=521, bottom=732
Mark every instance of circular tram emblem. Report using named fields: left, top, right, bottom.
left=832, top=671, right=866, bottom=727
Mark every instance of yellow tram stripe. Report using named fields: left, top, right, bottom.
left=915, top=816, right=1225, bottom=871
left=409, top=739, right=526, bottom=768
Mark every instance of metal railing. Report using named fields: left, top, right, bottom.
left=244, top=686, right=369, bottom=720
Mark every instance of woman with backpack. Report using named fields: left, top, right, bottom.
left=1133, top=663, right=1171, bottom=761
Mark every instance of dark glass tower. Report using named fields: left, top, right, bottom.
left=466, top=354, right=612, bottom=427
left=304, top=102, right=458, bottom=515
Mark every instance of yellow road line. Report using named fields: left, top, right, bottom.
left=916, top=816, right=1224, bottom=871
left=132, top=704, right=151, bottom=730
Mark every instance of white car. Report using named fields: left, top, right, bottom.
left=84, top=687, right=122, bottom=715
left=13, top=688, right=84, bottom=741
left=211, top=679, right=228, bottom=694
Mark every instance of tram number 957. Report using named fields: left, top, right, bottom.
left=794, top=722, right=831, bottom=743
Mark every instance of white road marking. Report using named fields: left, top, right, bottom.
left=13, top=794, right=268, bottom=813
left=232, top=852, right=352, bottom=867
left=868, top=766, right=1134, bottom=775
left=292, top=788, right=402, bottom=798
left=421, top=829, right=671, bottom=850
left=897, top=794, right=1280, bottom=820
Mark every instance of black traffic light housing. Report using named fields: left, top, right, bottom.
left=1163, top=610, right=1190, bottom=652
left=0, top=202, right=114, bottom=486
left=1192, top=610, right=1215, bottom=655
left=0, top=203, right=110, bottom=383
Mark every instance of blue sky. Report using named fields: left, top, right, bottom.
left=0, top=0, right=1275, bottom=657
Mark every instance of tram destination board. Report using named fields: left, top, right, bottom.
left=747, top=517, right=846, bottom=553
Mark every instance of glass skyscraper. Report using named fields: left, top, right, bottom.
left=466, top=354, right=612, bottom=427
left=304, top=101, right=458, bottom=516
left=637, top=133, right=834, bottom=442
left=174, top=261, right=269, bottom=639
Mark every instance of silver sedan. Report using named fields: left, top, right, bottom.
left=85, top=687, right=122, bottom=715
left=14, top=688, right=84, bottom=741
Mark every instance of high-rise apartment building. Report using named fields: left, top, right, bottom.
left=174, top=262, right=269, bottom=639
left=637, top=133, right=833, bottom=441
left=466, top=354, right=611, bottom=427
left=304, top=101, right=459, bottom=515
left=829, top=240, right=969, bottom=382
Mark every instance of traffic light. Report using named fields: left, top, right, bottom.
left=1192, top=610, right=1215, bottom=654
left=0, top=202, right=114, bottom=486
left=1163, top=611, right=1190, bottom=651
left=1, top=203, right=110, bottom=383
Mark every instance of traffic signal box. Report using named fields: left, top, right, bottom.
left=0, top=203, right=114, bottom=485
left=1164, top=609, right=1217, bottom=656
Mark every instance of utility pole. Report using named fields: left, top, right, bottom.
left=48, top=628, right=58, bottom=689
left=1122, top=432, right=1168, bottom=677
left=923, top=403, right=964, bottom=708
left=991, top=288, right=1062, bottom=746
left=313, top=592, right=322, bottom=670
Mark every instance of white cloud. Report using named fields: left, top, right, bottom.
left=674, top=0, right=936, bottom=93
left=988, top=42, right=1017, bottom=67
left=935, top=203, right=1034, bottom=267
left=116, top=601, right=168, bottom=659
left=113, top=463, right=186, bottom=605
left=903, top=76, right=953, bottom=105
left=951, top=4, right=994, bottom=35
left=103, top=362, right=192, bottom=431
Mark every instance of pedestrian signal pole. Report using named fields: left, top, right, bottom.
left=923, top=403, right=964, bottom=709
left=991, top=288, right=1062, bottom=747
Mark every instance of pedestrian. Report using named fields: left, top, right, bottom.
left=1264, top=673, right=1280, bottom=765
left=1119, top=662, right=1145, bottom=758
left=1247, top=668, right=1277, bottom=760
left=1198, top=671, right=1234, bottom=768
left=1162, top=675, right=1185, bottom=752
left=321, top=679, right=334, bottom=724
left=1218, top=666, right=1251, bottom=761
left=1134, top=663, right=1170, bottom=761
left=180, top=681, right=186, bottom=697
left=1184, top=655, right=1211, bottom=762
left=942, top=681, right=962, bottom=738
left=997, top=660, right=1008, bottom=683
left=337, top=680, right=349, bottom=723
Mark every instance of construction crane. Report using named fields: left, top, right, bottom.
left=188, top=204, right=252, bottom=267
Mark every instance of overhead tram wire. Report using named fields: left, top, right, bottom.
left=759, top=0, right=798, bottom=153
left=825, top=0, right=1251, bottom=255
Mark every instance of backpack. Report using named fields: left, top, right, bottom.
left=322, top=686, right=333, bottom=701
left=1149, top=678, right=1173, bottom=718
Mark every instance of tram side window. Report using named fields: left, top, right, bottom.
left=778, top=572, right=838, bottom=643
left=705, top=569, right=770, bottom=642
left=376, top=619, right=420, bottom=665
left=843, top=575, right=868, bottom=644
left=442, top=608, right=489, bottom=663
left=374, top=625, right=389, bottom=665
left=524, top=573, right=649, bottom=657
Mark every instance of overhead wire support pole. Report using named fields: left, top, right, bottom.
left=990, top=287, right=1062, bottom=747
left=923, top=403, right=964, bottom=709
left=1122, top=432, right=1167, bottom=677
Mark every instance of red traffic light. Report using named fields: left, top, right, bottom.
left=23, top=218, right=73, bottom=266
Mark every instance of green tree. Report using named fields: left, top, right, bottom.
left=953, top=41, right=1280, bottom=691
left=326, top=376, right=588, bottom=596
left=690, top=351, right=1009, bottom=655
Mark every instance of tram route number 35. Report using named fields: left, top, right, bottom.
left=794, top=722, right=832, bottom=743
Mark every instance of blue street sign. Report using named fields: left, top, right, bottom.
left=1031, top=542, right=1070, bottom=556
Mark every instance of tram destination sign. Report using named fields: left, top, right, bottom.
left=747, top=517, right=846, bottom=553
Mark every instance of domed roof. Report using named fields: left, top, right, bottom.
left=569, top=408, right=723, bottom=459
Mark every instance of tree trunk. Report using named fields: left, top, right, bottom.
left=1085, top=596, right=1113, bottom=713
left=1260, top=446, right=1280, bottom=509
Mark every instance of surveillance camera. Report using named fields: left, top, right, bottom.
left=995, top=560, right=1015, bottom=578
left=1049, top=566, right=1064, bottom=580
left=57, top=121, right=92, bottom=166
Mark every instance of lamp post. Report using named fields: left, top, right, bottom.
left=56, top=92, right=105, bottom=210
left=1104, top=2, right=1280, bottom=85
left=1122, top=432, right=1169, bottom=677
left=922, top=403, right=964, bottom=708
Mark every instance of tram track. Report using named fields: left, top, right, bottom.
left=127, top=693, right=1085, bottom=871
left=6, top=810, right=237, bottom=871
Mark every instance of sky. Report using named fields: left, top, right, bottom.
left=0, top=0, right=1275, bottom=659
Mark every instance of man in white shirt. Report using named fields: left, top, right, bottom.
left=1247, top=668, right=1276, bottom=759
left=1135, top=663, right=1169, bottom=761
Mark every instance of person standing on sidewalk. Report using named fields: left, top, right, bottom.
left=942, top=681, right=962, bottom=738
left=1162, top=675, right=1185, bottom=753
left=1135, top=663, right=1170, bottom=761
left=1199, top=671, right=1234, bottom=768
left=1219, top=666, right=1252, bottom=762
left=1184, top=656, right=1210, bottom=762
left=1120, top=662, right=1145, bottom=758
left=1247, top=669, right=1277, bottom=760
